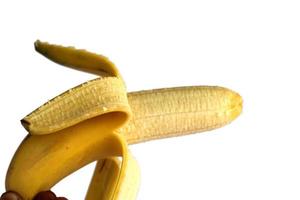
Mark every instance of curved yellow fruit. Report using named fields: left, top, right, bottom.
left=5, top=41, right=242, bottom=200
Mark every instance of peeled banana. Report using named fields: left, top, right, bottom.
left=2, top=41, right=242, bottom=200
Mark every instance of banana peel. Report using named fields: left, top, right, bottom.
left=3, top=41, right=242, bottom=200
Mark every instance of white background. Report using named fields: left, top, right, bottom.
left=0, top=1, right=300, bottom=199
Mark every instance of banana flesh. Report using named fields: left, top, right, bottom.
left=21, top=77, right=130, bottom=135
left=124, top=86, right=242, bottom=144
left=4, top=41, right=242, bottom=200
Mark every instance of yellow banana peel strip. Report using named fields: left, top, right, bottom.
left=4, top=41, right=242, bottom=200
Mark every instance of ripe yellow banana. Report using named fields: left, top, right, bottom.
left=3, top=41, right=242, bottom=200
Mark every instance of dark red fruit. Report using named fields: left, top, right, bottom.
left=33, top=191, right=56, bottom=200
left=1, top=191, right=23, bottom=200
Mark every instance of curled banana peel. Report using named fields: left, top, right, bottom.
left=4, top=41, right=243, bottom=200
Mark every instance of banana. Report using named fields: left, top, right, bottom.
left=3, top=41, right=242, bottom=200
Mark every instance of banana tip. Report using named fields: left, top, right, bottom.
left=34, top=40, right=42, bottom=51
left=20, top=119, right=30, bottom=132
left=229, top=91, right=243, bottom=121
